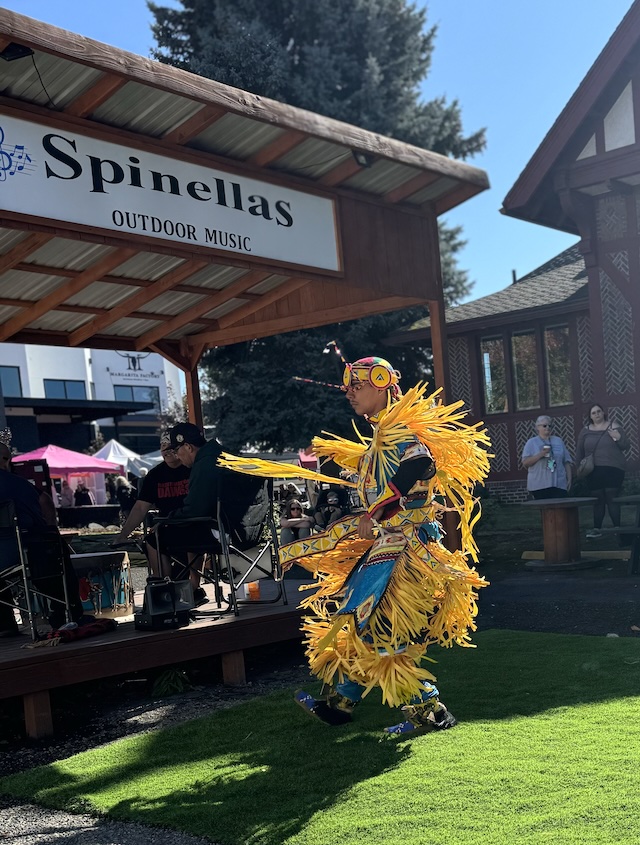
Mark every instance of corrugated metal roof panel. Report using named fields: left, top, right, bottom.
left=24, top=239, right=113, bottom=271
left=91, top=81, right=201, bottom=137
left=178, top=264, right=247, bottom=290
left=409, top=177, right=458, bottom=205
left=101, top=316, right=160, bottom=336
left=343, top=160, right=421, bottom=194
left=0, top=229, right=32, bottom=252
left=0, top=51, right=102, bottom=109
left=248, top=275, right=289, bottom=295
left=108, top=252, right=185, bottom=280
left=188, top=113, right=283, bottom=160
left=66, top=282, right=138, bottom=310
left=0, top=269, right=64, bottom=300
left=31, top=310, right=90, bottom=333
left=138, top=290, right=205, bottom=316
left=0, top=304, right=20, bottom=322
left=272, top=138, right=350, bottom=178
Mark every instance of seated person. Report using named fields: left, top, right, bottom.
left=313, top=485, right=350, bottom=529
left=280, top=498, right=315, bottom=545
left=0, top=442, right=85, bottom=636
left=112, top=434, right=191, bottom=578
left=154, top=423, right=264, bottom=603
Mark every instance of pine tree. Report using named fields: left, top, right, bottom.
left=149, top=0, right=485, bottom=449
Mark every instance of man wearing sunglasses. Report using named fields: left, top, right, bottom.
left=522, top=415, right=573, bottom=500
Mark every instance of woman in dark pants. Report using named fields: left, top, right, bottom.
left=576, top=403, right=629, bottom=539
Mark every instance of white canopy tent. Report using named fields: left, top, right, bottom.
left=93, top=439, right=161, bottom=478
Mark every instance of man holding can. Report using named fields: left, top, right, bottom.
left=521, top=415, right=573, bottom=499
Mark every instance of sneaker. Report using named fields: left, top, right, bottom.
left=384, top=702, right=457, bottom=737
left=293, top=690, right=353, bottom=725
left=586, top=530, right=603, bottom=539
left=193, top=587, right=208, bottom=607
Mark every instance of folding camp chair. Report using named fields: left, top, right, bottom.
left=155, top=476, right=287, bottom=617
left=0, top=499, right=71, bottom=641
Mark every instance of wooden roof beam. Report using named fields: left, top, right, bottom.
left=249, top=130, right=307, bottom=167
left=64, top=73, right=128, bottom=118
left=189, top=295, right=423, bottom=347
left=0, top=233, right=53, bottom=274
left=384, top=171, right=440, bottom=204
left=190, top=278, right=309, bottom=343
left=162, top=105, right=227, bottom=146
left=68, top=259, right=208, bottom=346
left=434, top=182, right=484, bottom=215
left=0, top=247, right=135, bottom=342
left=135, top=269, right=270, bottom=350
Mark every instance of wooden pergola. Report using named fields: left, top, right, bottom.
left=0, top=9, right=489, bottom=423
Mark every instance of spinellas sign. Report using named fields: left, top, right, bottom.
left=0, top=113, right=341, bottom=272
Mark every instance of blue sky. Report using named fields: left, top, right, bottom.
left=3, top=0, right=635, bottom=301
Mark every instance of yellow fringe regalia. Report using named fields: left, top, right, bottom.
left=219, top=383, right=491, bottom=708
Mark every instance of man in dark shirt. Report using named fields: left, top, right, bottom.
left=0, top=442, right=84, bottom=635
left=112, top=435, right=191, bottom=576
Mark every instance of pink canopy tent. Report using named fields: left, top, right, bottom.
left=15, top=445, right=119, bottom=475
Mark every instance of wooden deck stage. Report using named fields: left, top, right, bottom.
left=0, top=579, right=308, bottom=740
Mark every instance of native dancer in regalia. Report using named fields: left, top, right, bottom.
left=220, top=355, right=490, bottom=736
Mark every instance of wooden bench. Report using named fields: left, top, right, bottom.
left=599, top=527, right=640, bottom=575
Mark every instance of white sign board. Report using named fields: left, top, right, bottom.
left=0, top=113, right=341, bottom=271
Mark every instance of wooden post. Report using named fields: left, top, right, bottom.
left=221, top=650, right=246, bottom=685
left=23, top=690, right=53, bottom=738
left=427, top=298, right=451, bottom=400
left=185, top=364, right=204, bottom=429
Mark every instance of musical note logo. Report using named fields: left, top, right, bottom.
left=0, top=125, right=35, bottom=183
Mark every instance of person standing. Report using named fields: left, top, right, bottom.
left=521, top=415, right=573, bottom=500
left=576, top=404, right=629, bottom=539
left=220, top=355, right=490, bottom=736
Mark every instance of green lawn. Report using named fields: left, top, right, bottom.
left=3, top=630, right=640, bottom=845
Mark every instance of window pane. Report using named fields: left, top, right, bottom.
left=44, top=379, right=65, bottom=399
left=133, top=386, right=160, bottom=410
left=512, top=331, right=540, bottom=410
left=114, top=385, right=133, bottom=401
left=0, top=366, right=22, bottom=397
left=65, top=380, right=86, bottom=400
left=480, top=337, right=508, bottom=414
left=545, top=325, right=573, bottom=406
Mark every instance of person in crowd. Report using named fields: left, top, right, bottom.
left=313, top=486, right=350, bottom=528
left=105, top=475, right=118, bottom=504
left=219, top=355, right=490, bottom=736
left=73, top=481, right=95, bottom=506
left=576, top=403, right=629, bottom=539
left=58, top=479, right=74, bottom=508
left=521, top=415, right=573, bottom=500
left=280, top=498, right=315, bottom=545
left=0, top=442, right=85, bottom=636
left=115, top=475, right=136, bottom=520
left=112, top=434, right=191, bottom=578
left=136, top=468, right=148, bottom=495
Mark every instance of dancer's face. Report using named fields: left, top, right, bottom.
left=345, top=382, right=387, bottom=418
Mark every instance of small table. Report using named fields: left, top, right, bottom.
left=522, top=497, right=597, bottom=569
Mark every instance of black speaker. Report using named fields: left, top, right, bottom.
left=134, top=579, right=194, bottom=631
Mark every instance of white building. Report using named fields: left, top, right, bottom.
left=0, top=343, right=183, bottom=453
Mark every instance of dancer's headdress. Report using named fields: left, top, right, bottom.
left=342, top=356, right=402, bottom=400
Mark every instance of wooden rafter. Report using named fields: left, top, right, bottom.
left=68, top=259, right=208, bottom=346
left=64, top=74, right=128, bottom=118
left=249, top=130, right=307, bottom=167
left=188, top=294, right=423, bottom=347
left=0, top=247, right=135, bottom=342
left=0, top=34, right=12, bottom=52
left=216, top=277, right=308, bottom=330
left=162, top=105, right=227, bottom=146
left=384, top=171, right=440, bottom=204
left=135, top=269, right=270, bottom=350
left=434, top=182, right=484, bottom=215
left=0, top=233, right=53, bottom=274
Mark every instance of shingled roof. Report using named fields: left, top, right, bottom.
left=388, top=244, right=588, bottom=344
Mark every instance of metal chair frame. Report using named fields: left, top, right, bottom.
left=0, top=499, right=71, bottom=641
